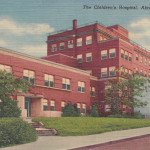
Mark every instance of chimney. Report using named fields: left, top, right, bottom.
left=73, top=19, right=77, bottom=30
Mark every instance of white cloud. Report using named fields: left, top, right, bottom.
left=0, top=39, right=7, bottom=47
left=129, top=18, right=150, bottom=50
left=0, top=19, right=54, bottom=35
left=22, top=45, right=47, bottom=57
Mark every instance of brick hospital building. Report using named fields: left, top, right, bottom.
left=0, top=19, right=149, bottom=118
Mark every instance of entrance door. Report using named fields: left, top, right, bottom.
left=25, top=97, right=31, bottom=117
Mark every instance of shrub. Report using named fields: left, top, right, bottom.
left=62, top=102, right=79, bottom=117
left=107, top=111, right=143, bottom=119
left=90, top=104, right=99, bottom=117
left=0, top=118, right=37, bottom=147
left=0, top=98, right=21, bottom=117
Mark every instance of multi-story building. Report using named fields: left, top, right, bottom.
left=0, top=19, right=149, bottom=118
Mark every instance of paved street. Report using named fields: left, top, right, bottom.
left=72, top=134, right=150, bottom=150
left=2, top=127, right=150, bottom=150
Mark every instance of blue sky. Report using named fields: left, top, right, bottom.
left=0, top=0, right=150, bottom=57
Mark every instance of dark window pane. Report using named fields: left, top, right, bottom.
left=83, top=108, right=86, bottom=114
left=67, top=84, right=70, bottom=90
left=121, top=53, right=124, bottom=58
left=78, top=58, right=82, bottom=63
left=50, top=81, right=54, bottom=87
left=51, top=106, right=55, bottom=111
left=86, top=57, right=92, bottom=62
left=110, top=53, right=116, bottom=58
left=82, top=87, right=85, bottom=93
left=62, top=84, right=66, bottom=89
left=23, top=76, right=28, bottom=81
left=45, top=80, right=49, bottom=86
left=43, top=105, right=48, bottom=111
left=101, top=55, right=107, bottom=60
left=30, top=78, right=35, bottom=84
left=78, top=86, right=81, bottom=92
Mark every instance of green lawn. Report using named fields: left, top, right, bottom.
left=32, top=117, right=150, bottom=136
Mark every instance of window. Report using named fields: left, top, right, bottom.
left=136, top=68, right=138, bottom=74
left=101, top=68, right=107, bottom=77
left=136, top=54, right=139, bottom=61
left=125, top=69, right=128, bottom=77
left=59, top=42, right=65, bottom=50
left=141, top=57, right=143, bottom=63
left=129, top=53, right=132, bottom=62
left=109, top=48, right=116, bottom=58
left=105, top=104, right=111, bottom=112
left=109, top=66, right=116, bottom=76
left=122, top=105, right=126, bottom=113
left=61, top=101, right=65, bottom=111
left=78, top=81, right=85, bottom=93
left=145, top=72, right=147, bottom=77
left=120, top=66, right=124, bottom=75
left=50, top=100, right=55, bottom=111
left=23, top=70, right=35, bottom=84
left=68, top=40, right=73, bottom=48
left=62, top=78, right=71, bottom=90
left=0, top=64, right=12, bottom=74
left=77, top=103, right=81, bottom=113
left=51, top=44, right=57, bottom=52
left=77, top=38, right=82, bottom=47
left=86, top=53, right=92, bottom=62
left=145, top=59, right=147, bottom=65
left=125, top=51, right=128, bottom=60
left=82, top=104, right=86, bottom=114
left=99, top=36, right=103, bottom=41
left=90, top=87, right=95, bottom=97
left=121, top=49, right=124, bottom=58
left=129, top=70, right=132, bottom=78
left=45, top=74, right=54, bottom=87
left=43, top=99, right=48, bottom=111
left=77, top=54, right=82, bottom=63
left=140, top=70, right=143, bottom=76
left=101, top=50, right=107, bottom=60
left=86, top=36, right=92, bottom=45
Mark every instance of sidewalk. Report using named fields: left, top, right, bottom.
left=2, top=127, right=150, bottom=150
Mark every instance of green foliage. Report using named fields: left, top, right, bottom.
left=90, top=104, right=99, bottom=117
left=108, top=111, right=143, bottom=119
left=104, top=74, right=150, bottom=114
left=33, top=117, right=150, bottom=136
left=61, top=102, right=79, bottom=117
left=0, top=98, right=21, bottom=117
left=0, top=118, right=37, bottom=147
left=0, top=71, right=33, bottom=117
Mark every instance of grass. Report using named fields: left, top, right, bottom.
left=32, top=117, right=150, bottom=136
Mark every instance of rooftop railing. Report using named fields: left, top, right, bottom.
left=48, top=21, right=150, bottom=53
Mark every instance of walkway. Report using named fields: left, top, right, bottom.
left=2, top=127, right=150, bottom=150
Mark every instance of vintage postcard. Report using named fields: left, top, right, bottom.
left=0, top=0, right=150, bottom=150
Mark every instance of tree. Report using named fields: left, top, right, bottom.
left=104, top=74, right=150, bottom=114
left=62, top=102, right=79, bottom=117
left=0, top=71, right=33, bottom=117
left=90, top=104, right=99, bottom=117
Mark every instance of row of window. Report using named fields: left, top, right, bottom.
left=77, top=49, right=116, bottom=63
left=101, top=67, right=116, bottom=77
left=121, top=49, right=150, bottom=66
left=121, top=66, right=150, bottom=78
left=121, top=49, right=132, bottom=62
left=0, top=64, right=93, bottom=94
left=43, top=99, right=86, bottom=113
left=51, top=36, right=92, bottom=52
left=135, top=54, right=150, bottom=66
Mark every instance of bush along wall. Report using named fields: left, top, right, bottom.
left=0, top=118, right=37, bottom=147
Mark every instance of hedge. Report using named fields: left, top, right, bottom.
left=0, top=118, right=37, bottom=147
